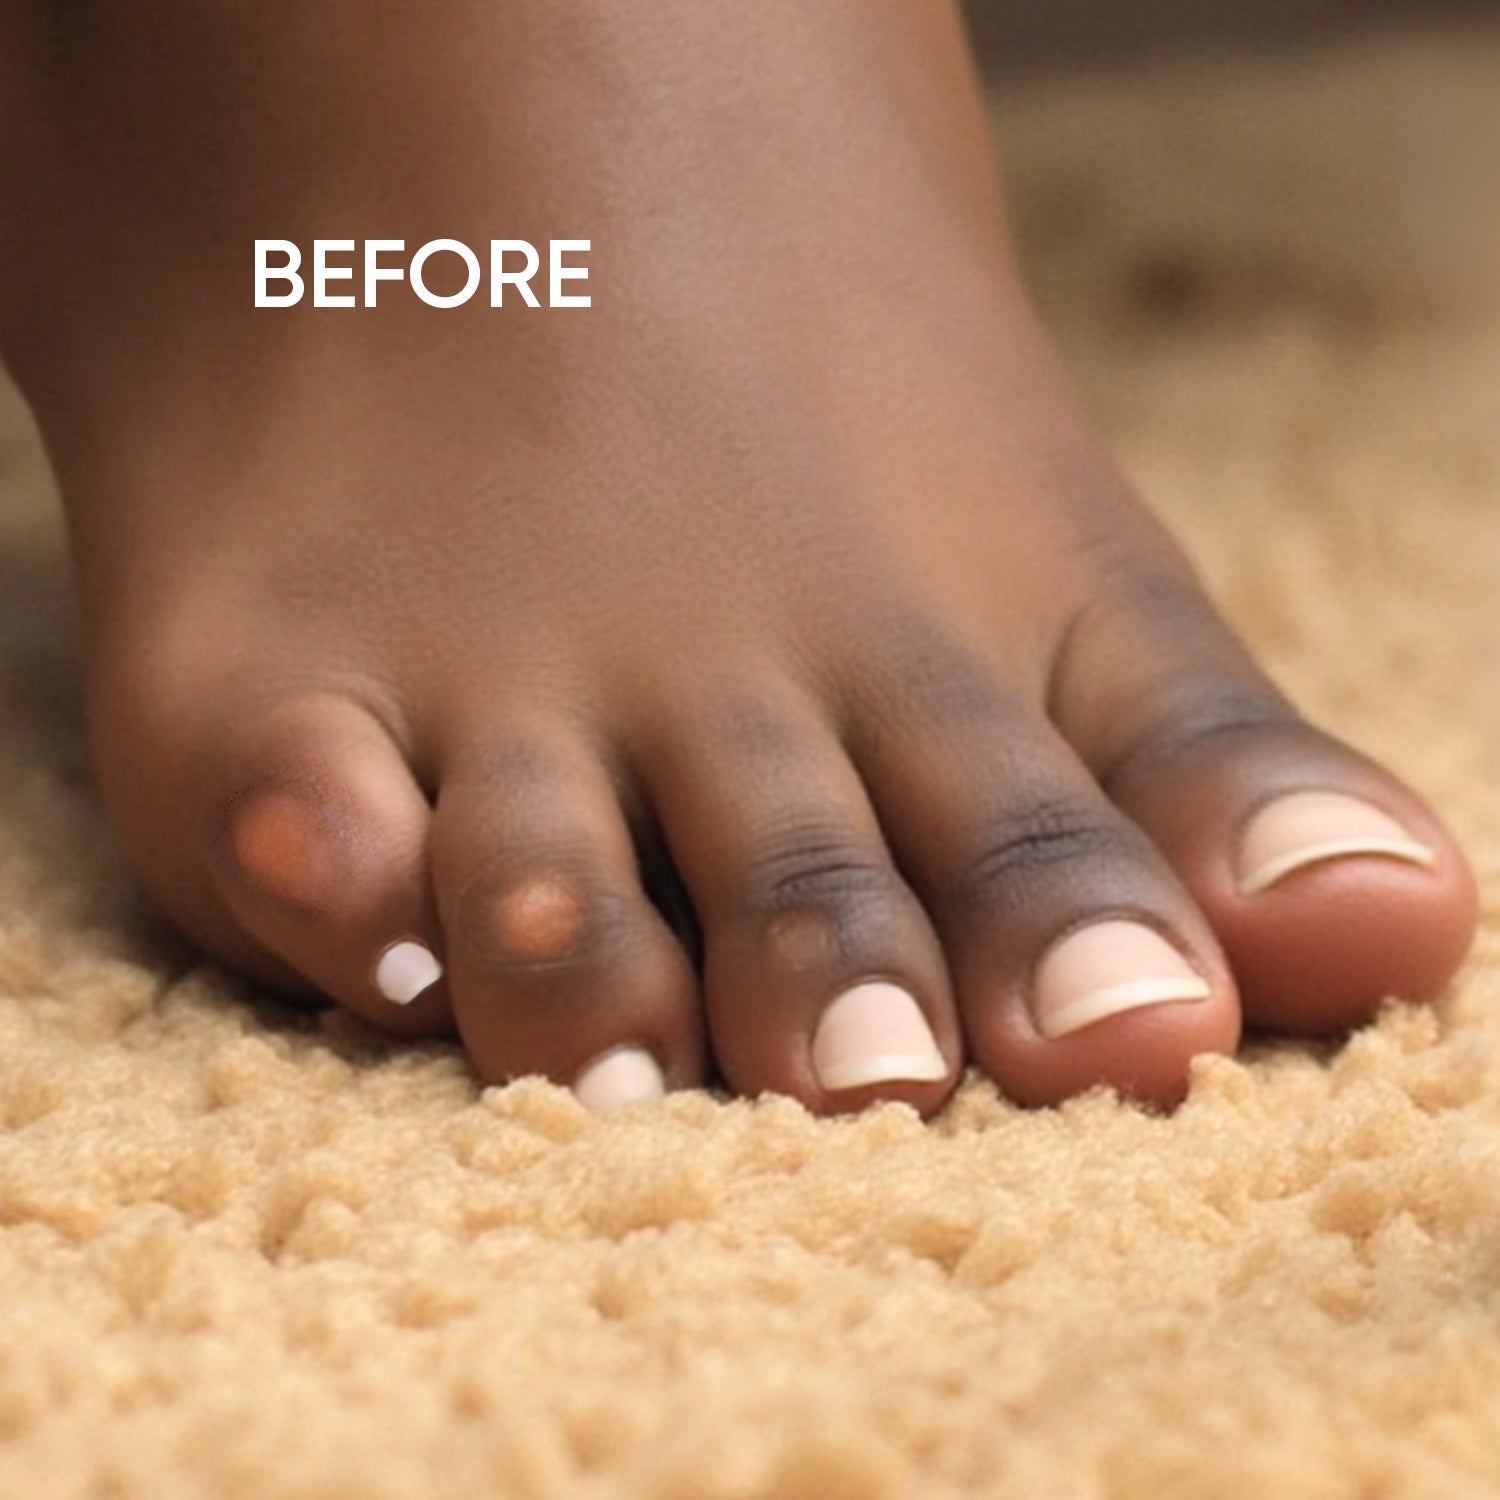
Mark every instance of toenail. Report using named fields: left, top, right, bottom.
left=230, top=792, right=332, bottom=908
left=811, top=982, right=948, bottom=1093
left=573, top=1046, right=667, bottom=1111
left=491, top=876, right=583, bottom=963
left=1236, top=791, right=1438, bottom=897
left=1031, top=921, right=1211, bottom=1040
left=374, top=940, right=444, bottom=1005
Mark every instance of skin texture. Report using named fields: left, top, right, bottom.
left=0, top=0, right=1477, bottom=1114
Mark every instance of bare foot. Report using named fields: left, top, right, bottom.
left=0, top=0, right=1475, bottom=1112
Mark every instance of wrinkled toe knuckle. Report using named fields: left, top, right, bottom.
left=952, top=798, right=1146, bottom=910
left=1103, top=680, right=1300, bottom=787
left=743, top=827, right=891, bottom=912
left=742, top=832, right=908, bottom=966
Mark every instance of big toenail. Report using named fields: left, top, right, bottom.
left=492, top=877, right=583, bottom=962
left=1236, top=791, right=1438, bottom=897
left=573, top=1046, right=667, bottom=1111
left=811, top=982, right=948, bottom=1093
left=1031, top=921, right=1211, bottom=1040
left=230, top=792, right=332, bottom=908
left=374, top=940, right=444, bottom=1005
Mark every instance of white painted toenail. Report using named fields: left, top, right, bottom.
left=374, top=940, right=444, bottom=1005
left=1236, top=791, right=1438, bottom=897
left=1032, top=921, right=1210, bottom=1040
left=573, top=1047, right=667, bottom=1112
left=811, top=982, right=948, bottom=1093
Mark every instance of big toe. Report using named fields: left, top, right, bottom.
left=1053, top=562, right=1477, bottom=1034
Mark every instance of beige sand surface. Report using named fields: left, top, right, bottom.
left=1, top=33, right=1498, bottom=1500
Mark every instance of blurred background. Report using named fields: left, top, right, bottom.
left=963, top=0, right=1490, bottom=67
left=957, top=0, right=1500, bottom=746
left=963, top=0, right=1500, bottom=452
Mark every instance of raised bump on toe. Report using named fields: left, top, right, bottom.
left=488, top=876, right=586, bottom=964
left=228, top=790, right=336, bottom=910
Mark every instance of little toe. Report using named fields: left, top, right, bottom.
left=1052, top=561, right=1478, bottom=1033
left=429, top=725, right=702, bottom=1108
left=641, top=686, right=961, bottom=1115
left=210, top=696, right=452, bottom=1039
left=849, top=647, right=1239, bottom=1109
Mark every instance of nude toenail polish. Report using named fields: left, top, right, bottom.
left=1236, top=791, right=1438, bottom=897
left=573, top=1047, right=667, bottom=1112
left=374, top=940, right=444, bottom=1005
left=811, top=982, right=948, bottom=1093
left=1032, top=921, right=1211, bottom=1040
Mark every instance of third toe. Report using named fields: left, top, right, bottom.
left=640, top=686, right=961, bottom=1114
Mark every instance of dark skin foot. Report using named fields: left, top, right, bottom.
left=0, top=0, right=1475, bottom=1112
